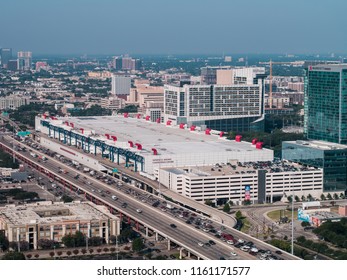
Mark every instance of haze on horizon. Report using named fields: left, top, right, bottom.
left=1, top=0, right=346, bottom=55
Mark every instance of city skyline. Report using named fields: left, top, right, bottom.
left=1, top=0, right=347, bottom=55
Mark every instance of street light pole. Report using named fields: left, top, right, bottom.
left=116, top=234, right=119, bottom=260
left=291, top=175, right=294, bottom=255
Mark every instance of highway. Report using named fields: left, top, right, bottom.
left=38, top=131, right=239, bottom=229
left=0, top=135, right=300, bottom=260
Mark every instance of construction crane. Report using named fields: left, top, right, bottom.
left=260, top=60, right=304, bottom=108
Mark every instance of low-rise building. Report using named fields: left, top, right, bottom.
left=0, top=201, right=120, bottom=249
left=100, top=97, right=126, bottom=111
left=0, top=95, right=30, bottom=110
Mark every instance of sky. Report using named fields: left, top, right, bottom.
left=1, top=0, right=346, bottom=55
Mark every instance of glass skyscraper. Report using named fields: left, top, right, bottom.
left=304, top=64, right=347, bottom=144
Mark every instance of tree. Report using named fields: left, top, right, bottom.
left=235, top=211, right=243, bottom=219
left=327, top=193, right=333, bottom=200
left=97, top=248, right=102, bottom=253
left=61, top=234, right=75, bottom=248
left=223, top=203, right=230, bottom=213
left=37, top=239, right=58, bottom=250
left=307, top=194, right=313, bottom=201
left=301, top=221, right=310, bottom=227
left=89, top=249, right=94, bottom=254
left=295, top=195, right=300, bottom=202
left=109, top=235, right=118, bottom=244
left=333, top=193, right=339, bottom=200
left=88, top=236, right=103, bottom=246
left=26, top=254, right=32, bottom=259
left=229, top=200, right=234, bottom=206
left=110, top=247, right=116, bottom=253
left=204, top=200, right=213, bottom=207
left=132, top=238, right=144, bottom=252
left=103, top=248, right=109, bottom=253
left=9, top=240, right=29, bottom=251
left=81, top=249, right=87, bottom=255
left=301, top=195, right=306, bottom=202
left=34, top=254, right=40, bottom=259
left=61, top=195, right=73, bottom=203
left=49, top=252, right=55, bottom=258
left=74, top=231, right=86, bottom=247
left=61, top=231, right=85, bottom=248
left=66, top=251, right=72, bottom=257
left=287, top=196, right=293, bottom=203
left=0, top=231, right=9, bottom=251
left=2, top=251, right=26, bottom=260
left=57, top=251, right=63, bottom=257
left=320, top=194, right=326, bottom=201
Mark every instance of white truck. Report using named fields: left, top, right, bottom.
left=90, top=170, right=96, bottom=176
left=83, top=167, right=90, bottom=173
left=166, top=203, right=174, bottom=210
left=30, top=152, right=37, bottom=158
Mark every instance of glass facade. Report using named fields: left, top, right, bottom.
left=205, top=116, right=264, bottom=132
left=305, top=67, right=347, bottom=144
left=282, top=142, right=347, bottom=192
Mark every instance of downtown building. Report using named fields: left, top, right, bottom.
left=0, top=95, right=30, bottom=110
left=283, top=64, right=347, bottom=194
left=0, top=48, right=12, bottom=68
left=111, top=74, right=131, bottom=99
left=0, top=201, right=120, bottom=250
left=17, top=51, right=32, bottom=71
left=164, top=82, right=265, bottom=132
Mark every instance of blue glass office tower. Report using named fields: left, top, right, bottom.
left=304, top=64, right=347, bottom=144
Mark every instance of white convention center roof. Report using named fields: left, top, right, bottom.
left=58, top=115, right=269, bottom=156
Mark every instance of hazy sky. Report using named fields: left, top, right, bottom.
left=1, top=0, right=346, bottom=55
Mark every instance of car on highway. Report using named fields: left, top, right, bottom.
left=240, top=245, right=250, bottom=252
left=170, top=224, right=177, bottom=228
left=230, top=251, right=237, bottom=257
left=226, top=240, right=234, bottom=245
left=198, top=242, right=204, bottom=247
left=136, top=209, right=142, bottom=213
left=208, top=240, right=216, bottom=245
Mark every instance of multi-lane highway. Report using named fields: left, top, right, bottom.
left=0, top=135, right=300, bottom=260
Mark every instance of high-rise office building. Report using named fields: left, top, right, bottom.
left=111, top=74, right=131, bottom=98
left=112, top=55, right=142, bottom=71
left=304, top=64, right=347, bottom=144
left=17, top=51, right=32, bottom=71
left=0, top=48, right=12, bottom=68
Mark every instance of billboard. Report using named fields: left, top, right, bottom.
left=244, top=185, right=251, bottom=201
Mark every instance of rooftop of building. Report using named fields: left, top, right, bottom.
left=47, top=115, right=272, bottom=157
left=310, top=64, right=347, bottom=71
left=0, top=201, right=117, bottom=226
left=310, top=211, right=342, bottom=220
left=162, top=159, right=320, bottom=177
left=284, top=140, right=347, bottom=151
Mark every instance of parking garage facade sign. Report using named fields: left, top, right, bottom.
left=244, top=185, right=251, bottom=201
